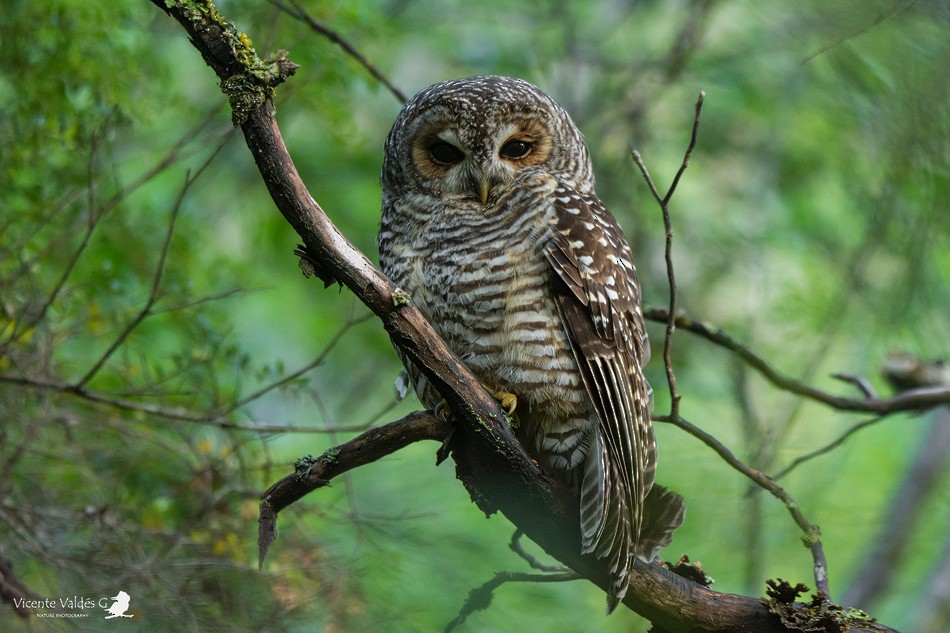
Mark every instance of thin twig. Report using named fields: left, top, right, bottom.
left=774, top=416, right=887, bottom=480
left=663, top=91, right=705, bottom=206
left=644, top=308, right=950, bottom=414
left=76, top=137, right=230, bottom=388
left=227, top=312, right=373, bottom=412
left=656, top=412, right=830, bottom=596
left=444, top=570, right=580, bottom=632
left=832, top=373, right=879, bottom=399
left=801, top=0, right=917, bottom=64
left=149, top=287, right=246, bottom=314
left=270, top=0, right=407, bottom=102
left=0, top=374, right=379, bottom=434
left=509, top=530, right=569, bottom=573
left=630, top=91, right=704, bottom=418
left=76, top=179, right=181, bottom=387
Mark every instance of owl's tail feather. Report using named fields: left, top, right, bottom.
left=579, top=434, right=685, bottom=614
left=578, top=432, right=635, bottom=613
left=593, top=484, right=686, bottom=615
left=601, top=483, right=686, bottom=613
left=635, top=484, right=686, bottom=563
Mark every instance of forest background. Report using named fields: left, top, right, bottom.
left=1, top=1, right=948, bottom=631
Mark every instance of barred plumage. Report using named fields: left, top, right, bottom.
left=378, top=76, right=684, bottom=611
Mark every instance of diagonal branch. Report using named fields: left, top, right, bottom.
left=656, top=412, right=830, bottom=596
left=269, top=0, right=407, bottom=103
left=773, top=415, right=887, bottom=480
left=259, top=411, right=450, bottom=567
left=226, top=312, right=373, bottom=413
left=801, top=0, right=917, bottom=65
left=645, top=308, right=950, bottom=414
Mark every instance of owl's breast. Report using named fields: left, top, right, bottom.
left=380, top=188, right=584, bottom=412
left=422, top=222, right=511, bottom=356
left=424, top=220, right=582, bottom=409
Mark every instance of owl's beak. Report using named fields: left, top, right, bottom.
left=468, top=167, right=493, bottom=205
left=477, top=177, right=490, bottom=205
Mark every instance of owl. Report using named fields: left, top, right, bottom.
left=378, top=76, right=684, bottom=611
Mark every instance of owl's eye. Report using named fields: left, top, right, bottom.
left=500, top=139, right=532, bottom=160
left=428, top=140, right=464, bottom=166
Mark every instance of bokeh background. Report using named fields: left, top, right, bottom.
left=2, top=1, right=948, bottom=631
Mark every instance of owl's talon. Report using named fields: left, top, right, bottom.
left=493, top=390, right=518, bottom=416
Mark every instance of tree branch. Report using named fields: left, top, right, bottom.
left=773, top=415, right=887, bottom=480
left=259, top=410, right=451, bottom=566
left=149, top=2, right=899, bottom=630
left=444, top=570, right=580, bottom=633
left=656, top=412, right=831, bottom=597
left=645, top=308, right=950, bottom=414
left=268, top=0, right=407, bottom=103
left=76, top=155, right=221, bottom=388
left=630, top=91, right=704, bottom=418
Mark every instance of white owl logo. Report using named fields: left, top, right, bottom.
left=103, top=590, right=133, bottom=619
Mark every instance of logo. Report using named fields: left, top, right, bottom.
left=12, top=589, right=135, bottom=620
left=103, top=591, right=133, bottom=619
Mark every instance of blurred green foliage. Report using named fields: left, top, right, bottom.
left=1, top=1, right=947, bottom=632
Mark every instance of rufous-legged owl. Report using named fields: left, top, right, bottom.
left=378, top=75, right=684, bottom=611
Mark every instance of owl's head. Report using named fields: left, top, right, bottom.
left=382, top=76, right=593, bottom=206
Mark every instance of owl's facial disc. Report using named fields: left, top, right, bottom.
left=411, top=117, right=553, bottom=205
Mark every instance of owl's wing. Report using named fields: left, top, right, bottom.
left=543, top=183, right=657, bottom=608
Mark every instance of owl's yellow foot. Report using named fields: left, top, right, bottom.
left=493, top=390, right=518, bottom=416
